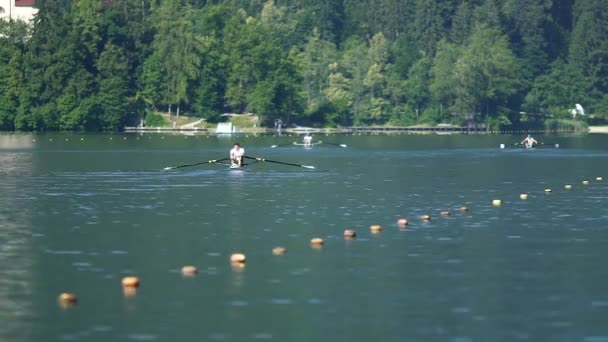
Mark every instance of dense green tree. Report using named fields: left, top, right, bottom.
left=0, top=0, right=607, bottom=132
left=453, top=25, right=520, bottom=127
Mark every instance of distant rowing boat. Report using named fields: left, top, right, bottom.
left=293, top=141, right=323, bottom=148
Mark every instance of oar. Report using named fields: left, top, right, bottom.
left=244, top=156, right=315, bottom=169
left=163, top=158, right=230, bottom=171
left=322, top=141, right=348, bottom=148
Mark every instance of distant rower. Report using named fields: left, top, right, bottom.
left=303, top=134, right=313, bottom=147
left=520, top=135, right=538, bottom=149
left=230, top=142, right=245, bottom=167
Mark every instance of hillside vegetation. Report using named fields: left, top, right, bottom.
left=0, top=0, right=607, bottom=131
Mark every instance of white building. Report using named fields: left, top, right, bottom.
left=0, top=0, right=37, bottom=23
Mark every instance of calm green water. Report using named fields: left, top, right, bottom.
left=1, top=132, right=607, bottom=342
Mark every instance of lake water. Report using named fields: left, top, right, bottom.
left=1, top=132, right=607, bottom=342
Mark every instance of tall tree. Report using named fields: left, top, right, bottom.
left=453, top=25, right=520, bottom=127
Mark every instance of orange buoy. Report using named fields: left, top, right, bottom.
left=58, top=293, right=77, bottom=307
left=181, top=265, right=198, bottom=277
left=121, top=276, right=140, bottom=289
left=310, top=238, right=324, bottom=248
left=343, top=229, right=356, bottom=239
left=397, top=218, right=408, bottom=226
left=370, top=225, right=382, bottom=234
left=459, top=206, right=470, bottom=213
left=272, top=246, right=287, bottom=255
left=420, top=214, right=431, bottom=221
left=440, top=211, right=451, bottom=217
left=520, top=193, right=528, bottom=200
left=230, top=253, right=246, bottom=264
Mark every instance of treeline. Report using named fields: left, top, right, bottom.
left=1, top=0, right=607, bottom=131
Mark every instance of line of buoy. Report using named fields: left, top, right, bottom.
left=57, top=172, right=601, bottom=307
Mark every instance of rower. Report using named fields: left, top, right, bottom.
left=520, top=134, right=538, bottom=149
left=303, top=134, right=313, bottom=147
left=229, top=142, right=245, bottom=167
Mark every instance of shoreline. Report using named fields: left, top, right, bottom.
left=124, top=125, right=584, bottom=135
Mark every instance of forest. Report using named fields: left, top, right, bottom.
left=0, top=0, right=607, bottom=131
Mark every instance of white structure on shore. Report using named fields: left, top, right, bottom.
left=0, top=0, right=37, bottom=23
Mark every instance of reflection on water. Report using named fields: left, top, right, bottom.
left=0, top=133, right=607, bottom=341
left=0, top=151, right=34, bottom=342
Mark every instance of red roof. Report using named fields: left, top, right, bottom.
left=15, top=0, right=36, bottom=6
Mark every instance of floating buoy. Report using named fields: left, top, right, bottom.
left=181, top=265, right=198, bottom=277
left=310, top=238, right=324, bottom=248
left=230, top=253, right=246, bottom=264
left=564, top=184, right=572, bottom=190
left=58, top=293, right=77, bottom=307
left=459, top=206, right=470, bottom=213
left=500, top=144, right=505, bottom=149
left=545, top=188, right=552, bottom=193
left=397, top=218, right=408, bottom=226
left=492, top=199, right=502, bottom=206
left=597, top=177, right=604, bottom=181
left=122, top=276, right=140, bottom=289
left=520, top=193, right=528, bottom=200
left=343, top=229, right=356, bottom=239
left=272, top=246, right=287, bottom=255
left=440, top=211, right=451, bottom=217
left=420, top=214, right=431, bottom=221
left=583, top=180, right=590, bottom=185
left=370, top=225, right=382, bottom=234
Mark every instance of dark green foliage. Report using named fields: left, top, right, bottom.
left=0, top=0, right=606, bottom=131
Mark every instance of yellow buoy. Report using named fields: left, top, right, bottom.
left=121, top=276, right=140, bottom=289
left=272, top=246, right=287, bottom=255
left=545, top=188, right=552, bottom=193
left=58, top=293, right=77, bottom=307
left=492, top=199, right=502, bottom=206
left=420, top=214, right=431, bottom=221
left=597, top=177, right=603, bottom=181
left=310, top=238, right=324, bottom=248
left=397, top=218, right=408, bottom=226
left=459, top=206, right=470, bottom=213
left=564, top=184, right=572, bottom=190
left=343, top=229, right=356, bottom=239
left=181, top=265, right=198, bottom=277
left=440, top=211, right=451, bottom=217
left=520, top=193, right=528, bottom=200
left=230, top=253, right=246, bottom=264
left=370, top=225, right=382, bottom=234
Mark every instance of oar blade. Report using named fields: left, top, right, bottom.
left=163, top=166, right=175, bottom=171
left=301, top=165, right=315, bottom=169
left=271, top=145, right=278, bottom=148
left=339, top=144, right=348, bottom=148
